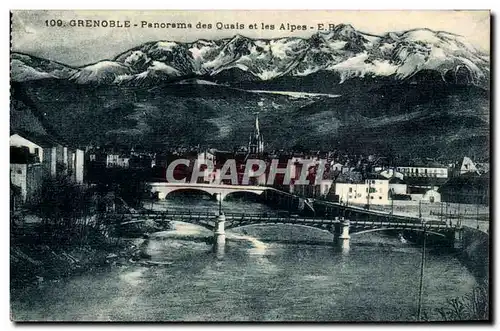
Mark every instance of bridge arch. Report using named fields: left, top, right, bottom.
left=225, top=221, right=334, bottom=235
left=223, top=190, right=264, bottom=202
left=351, top=227, right=447, bottom=238
left=161, top=187, right=216, bottom=200
left=150, top=184, right=268, bottom=202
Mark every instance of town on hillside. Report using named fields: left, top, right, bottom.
left=10, top=114, right=490, bottom=223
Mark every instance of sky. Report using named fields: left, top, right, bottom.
left=11, top=10, right=490, bottom=67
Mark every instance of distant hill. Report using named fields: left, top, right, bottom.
left=10, top=24, right=490, bottom=160
left=10, top=76, right=489, bottom=160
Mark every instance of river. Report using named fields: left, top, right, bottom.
left=11, top=195, right=478, bottom=321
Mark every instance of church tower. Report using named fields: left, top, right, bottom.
left=248, top=113, right=264, bottom=156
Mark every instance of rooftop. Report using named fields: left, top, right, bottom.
left=11, top=129, right=61, bottom=148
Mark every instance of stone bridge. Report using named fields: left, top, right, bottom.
left=149, top=182, right=270, bottom=201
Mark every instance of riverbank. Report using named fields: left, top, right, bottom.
left=429, top=226, right=490, bottom=321
left=10, top=236, right=141, bottom=293
left=10, top=215, right=172, bottom=295
left=460, top=227, right=489, bottom=281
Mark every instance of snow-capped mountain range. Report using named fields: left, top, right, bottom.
left=11, top=24, right=489, bottom=88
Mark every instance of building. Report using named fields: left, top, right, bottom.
left=422, top=189, right=441, bottom=203
left=73, top=149, right=85, bottom=183
left=10, top=146, right=44, bottom=204
left=389, top=177, right=408, bottom=196
left=10, top=131, right=85, bottom=184
left=197, top=150, right=216, bottom=165
left=248, top=114, right=264, bottom=156
left=439, top=172, right=489, bottom=205
left=379, top=168, right=404, bottom=180
left=106, top=154, right=130, bottom=168
left=458, top=156, right=479, bottom=175
left=10, top=133, right=44, bottom=163
left=335, top=176, right=390, bottom=205
left=288, top=156, right=322, bottom=196
left=194, top=151, right=217, bottom=183
left=10, top=132, right=57, bottom=177
left=394, top=162, right=449, bottom=196
left=396, top=165, right=448, bottom=178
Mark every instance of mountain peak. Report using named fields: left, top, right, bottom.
left=11, top=24, right=489, bottom=89
left=334, top=23, right=356, bottom=33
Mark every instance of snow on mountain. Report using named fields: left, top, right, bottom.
left=329, top=52, right=398, bottom=83
left=378, top=28, right=489, bottom=82
left=70, top=61, right=130, bottom=84
left=149, top=61, right=180, bottom=75
left=175, top=78, right=219, bottom=85
left=11, top=53, right=77, bottom=82
left=11, top=24, right=489, bottom=88
left=113, top=60, right=181, bottom=85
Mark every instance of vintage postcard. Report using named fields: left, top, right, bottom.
left=9, top=10, right=490, bottom=322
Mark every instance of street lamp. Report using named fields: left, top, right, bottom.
left=217, top=192, right=223, bottom=215
left=417, top=223, right=427, bottom=320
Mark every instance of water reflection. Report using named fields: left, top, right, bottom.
left=147, top=194, right=282, bottom=215
left=340, top=239, right=350, bottom=255
left=214, top=234, right=226, bottom=259
left=10, top=196, right=479, bottom=322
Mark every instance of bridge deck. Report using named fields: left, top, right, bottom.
left=117, top=210, right=455, bottom=231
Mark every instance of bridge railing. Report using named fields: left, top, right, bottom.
left=115, top=209, right=456, bottom=230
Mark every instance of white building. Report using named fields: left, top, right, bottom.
left=11, top=132, right=85, bottom=183
left=379, top=168, right=404, bottom=180
left=335, top=178, right=390, bottom=205
left=197, top=151, right=216, bottom=165
left=106, top=154, right=130, bottom=168
left=194, top=151, right=216, bottom=184
left=396, top=166, right=448, bottom=178
left=11, top=132, right=57, bottom=178
left=459, top=156, right=478, bottom=175
left=422, top=189, right=441, bottom=203
left=74, top=149, right=85, bottom=183
left=10, top=133, right=44, bottom=162
left=389, top=177, right=408, bottom=195
left=10, top=163, right=44, bottom=203
left=10, top=131, right=86, bottom=204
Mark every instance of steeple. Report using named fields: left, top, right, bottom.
left=248, top=113, right=264, bottom=156
left=255, top=115, right=260, bottom=136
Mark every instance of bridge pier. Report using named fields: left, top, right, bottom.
left=333, top=217, right=350, bottom=254
left=339, top=219, right=351, bottom=240
left=453, top=228, right=464, bottom=250
left=213, top=213, right=226, bottom=258
left=444, top=228, right=464, bottom=250
left=215, top=213, right=226, bottom=235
